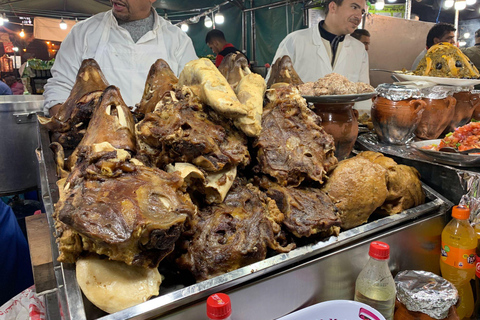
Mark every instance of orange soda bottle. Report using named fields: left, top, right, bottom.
left=440, top=205, right=476, bottom=320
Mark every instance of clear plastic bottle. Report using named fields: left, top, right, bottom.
left=354, top=241, right=396, bottom=320
left=440, top=205, right=477, bottom=320
left=207, top=293, right=232, bottom=320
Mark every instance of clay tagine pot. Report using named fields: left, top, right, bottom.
left=415, top=96, right=456, bottom=140
left=372, top=96, right=426, bottom=145
left=313, top=102, right=358, bottom=160
left=446, top=90, right=480, bottom=132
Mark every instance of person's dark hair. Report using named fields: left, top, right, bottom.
left=205, top=29, right=226, bottom=44
left=426, top=22, right=456, bottom=48
left=325, top=0, right=344, bottom=16
left=475, top=28, right=480, bottom=38
left=4, top=76, right=15, bottom=87
left=351, top=29, right=370, bottom=39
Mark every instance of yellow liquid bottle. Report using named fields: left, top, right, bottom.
left=440, top=205, right=476, bottom=320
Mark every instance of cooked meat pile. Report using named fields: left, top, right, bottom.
left=254, top=86, right=337, bottom=186
left=42, top=56, right=426, bottom=309
left=38, top=59, right=109, bottom=149
left=267, top=55, right=304, bottom=88
left=297, top=73, right=375, bottom=96
left=134, top=59, right=179, bottom=121
left=176, top=180, right=295, bottom=281
left=136, top=88, right=250, bottom=172
left=218, top=52, right=251, bottom=89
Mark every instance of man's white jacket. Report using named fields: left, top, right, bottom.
left=43, top=10, right=198, bottom=112
left=267, top=25, right=370, bottom=84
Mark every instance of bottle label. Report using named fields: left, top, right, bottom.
left=441, top=242, right=475, bottom=269
left=476, top=254, right=480, bottom=278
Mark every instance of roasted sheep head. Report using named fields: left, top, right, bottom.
left=321, top=155, right=388, bottom=230
left=134, top=59, right=179, bottom=121
left=267, top=55, right=304, bottom=88
left=54, top=143, right=197, bottom=268
left=64, top=86, right=136, bottom=170
left=176, top=180, right=295, bottom=281
left=257, top=177, right=341, bottom=238
left=254, top=86, right=337, bottom=186
left=38, top=59, right=109, bottom=149
left=136, top=88, right=250, bottom=172
left=218, top=52, right=251, bottom=89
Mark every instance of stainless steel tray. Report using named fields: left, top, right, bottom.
left=37, top=124, right=452, bottom=320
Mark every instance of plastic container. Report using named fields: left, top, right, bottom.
left=354, top=241, right=396, bottom=320
left=440, top=205, right=476, bottom=320
left=207, top=293, right=232, bottom=320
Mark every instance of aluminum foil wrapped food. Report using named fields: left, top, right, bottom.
left=420, top=85, right=455, bottom=99
left=452, top=85, right=474, bottom=93
left=457, top=171, right=480, bottom=223
left=376, top=83, right=422, bottom=101
left=394, top=270, right=458, bottom=319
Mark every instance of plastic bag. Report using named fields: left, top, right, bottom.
left=0, top=286, right=45, bottom=320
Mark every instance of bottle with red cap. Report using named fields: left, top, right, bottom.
left=440, top=205, right=476, bottom=320
left=207, top=293, right=232, bottom=320
left=354, top=241, right=396, bottom=320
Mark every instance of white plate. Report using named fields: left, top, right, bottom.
left=277, top=300, right=386, bottom=320
left=303, top=92, right=376, bottom=103
left=393, top=73, right=480, bottom=86
left=411, top=139, right=480, bottom=167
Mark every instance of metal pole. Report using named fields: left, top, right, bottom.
left=242, top=10, right=246, bottom=52
left=250, top=0, right=256, bottom=65
left=404, top=0, right=412, bottom=20
left=454, top=9, right=459, bottom=43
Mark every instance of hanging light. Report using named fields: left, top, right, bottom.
left=19, top=29, right=25, bottom=38
left=75, top=18, right=78, bottom=23
left=466, top=0, right=476, bottom=5
left=3, top=13, right=8, bottom=22
left=375, top=0, right=385, bottom=10
left=60, top=17, right=67, bottom=30
left=455, top=0, right=467, bottom=9
left=464, top=32, right=471, bottom=38
left=13, top=47, right=18, bottom=52
left=444, top=0, right=455, bottom=7
left=215, top=9, right=224, bottom=24
left=181, top=23, right=189, bottom=32
left=386, top=0, right=396, bottom=3
left=459, top=40, right=467, bottom=46
left=204, top=15, right=212, bottom=28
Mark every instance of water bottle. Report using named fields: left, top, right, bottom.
left=354, top=241, right=396, bottom=320
left=207, top=293, right=232, bottom=320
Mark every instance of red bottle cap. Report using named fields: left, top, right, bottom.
left=369, top=241, right=390, bottom=260
left=207, top=293, right=232, bottom=320
left=452, top=205, right=470, bottom=220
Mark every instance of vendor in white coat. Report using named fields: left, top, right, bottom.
left=43, top=0, right=197, bottom=116
left=266, top=0, right=369, bottom=84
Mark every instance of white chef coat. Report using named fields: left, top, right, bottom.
left=43, top=9, right=197, bottom=113
left=266, top=25, right=370, bottom=84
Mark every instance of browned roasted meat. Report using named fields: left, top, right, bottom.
left=218, top=52, right=250, bottom=89
left=136, top=89, right=250, bottom=172
left=357, top=151, right=425, bottom=215
left=54, top=144, right=196, bottom=268
left=176, top=180, right=295, bottom=281
left=267, top=55, right=304, bottom=88
left=134, top=59, right=178, bottom=121
left=258, top=177, right=341, bottom=238
left=65, top=86, right=136, bottom=170
left=254, top=86, right=337, bottom=186
left=321, top=156, right=388, bottom=230
left=38, top=59, right=109, bottom=149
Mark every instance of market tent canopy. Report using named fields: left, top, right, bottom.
left=33, top=17, right=75, bottom=42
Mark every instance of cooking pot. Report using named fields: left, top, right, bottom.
left=0, top=95, right=44, bottom=195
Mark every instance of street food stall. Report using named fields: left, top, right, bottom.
left=4, top=0, right=480, bottom=319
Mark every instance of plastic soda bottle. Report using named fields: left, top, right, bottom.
left=440, top=205, right=476, bottom=320
left=354, top=241, right=396, bottom=320
left=207, top=293, right=232, bottom=320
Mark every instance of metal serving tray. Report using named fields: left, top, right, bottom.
left=37, top=123, right=452, bottom=320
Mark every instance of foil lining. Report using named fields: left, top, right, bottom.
left=452, top=85, right=475, bottom=93
left=394, top=270, right=458, bottom=319
left=375, top=83, right=422, bottom=101
left=457, top=171, right=480, bottom=223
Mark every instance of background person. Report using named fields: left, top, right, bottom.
left=205, top=29, right=248, bottom=67
left=351, top=28, right=370, bottom=51
left=462, top=29, right=480, bottom=70
left=411, top=22, right=456, bottom=70
left=266, top=0, right=369, bottom=84
left=43, top=0, right=197, bottom=117
left=0, top=79, right=12, bottom=95
left=4, top=76, right=25, bottom=95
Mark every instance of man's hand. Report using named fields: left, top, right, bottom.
left=49, top=103, right=62, bottom=117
